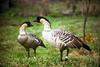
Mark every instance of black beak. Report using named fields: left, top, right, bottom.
left=29, top=23, right=33, bottom=27
left=30, top=24, right=33, bottom=27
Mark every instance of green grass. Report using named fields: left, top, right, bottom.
left=0, top=14, right=100, bottom=67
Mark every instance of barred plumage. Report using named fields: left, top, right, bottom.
left=18, top=22, right=46, bottom=57
left=34, top=16, right=91, bottom=61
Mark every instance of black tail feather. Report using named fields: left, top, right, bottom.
left=83, top=44, right=91, bottom=51
left=75, top=36, right=91, bottom=51
left=40, top=40, right=46, bottom=48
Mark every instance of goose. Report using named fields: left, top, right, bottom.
left=18, top=21, right=46, bottom=57
left=34, top=16, right=91, bottom=61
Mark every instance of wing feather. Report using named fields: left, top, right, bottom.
left=52, top=29, right=84, bottom=48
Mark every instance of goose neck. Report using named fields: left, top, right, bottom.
left=19, top=24, right=27, bottom=34
left=40, top=19, right=51, bottom=31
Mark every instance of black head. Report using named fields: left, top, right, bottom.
left=21, top=21, right=33, bottom=27
left=34, top=16, right=50, bottom=23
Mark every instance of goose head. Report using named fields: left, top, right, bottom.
left=21, top=21, right=33, bottom=27
left=19, top=22, right=33, bottom=33
left=34, top=16, right=50, bottom=25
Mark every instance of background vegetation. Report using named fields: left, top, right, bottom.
left=0, top=0, right=100, bottom=67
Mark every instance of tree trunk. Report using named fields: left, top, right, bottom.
left=39, top=0, right=49, bottom=16
left=83, top=0, right=91, bottom=41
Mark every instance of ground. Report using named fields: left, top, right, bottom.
left=0, top=13, right=100, bottom=67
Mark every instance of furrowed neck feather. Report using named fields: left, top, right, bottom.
left=40, top=19, right=51, bottom=31
left=19, top=24, right=27, bottom=34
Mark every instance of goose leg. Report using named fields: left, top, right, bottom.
left=26, top=48, right=30, bottom=58
left=60, top=50, right=63, bottom=61
left=33, top=48, right=36, bottom=59
left=34, top=48, right=36, bottom=57
left=65, top=48, right=69, bottom=61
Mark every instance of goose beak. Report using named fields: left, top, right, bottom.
left=29, top=24, right=33, bottom=27
left=30, top=24, right=33, bottom=26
